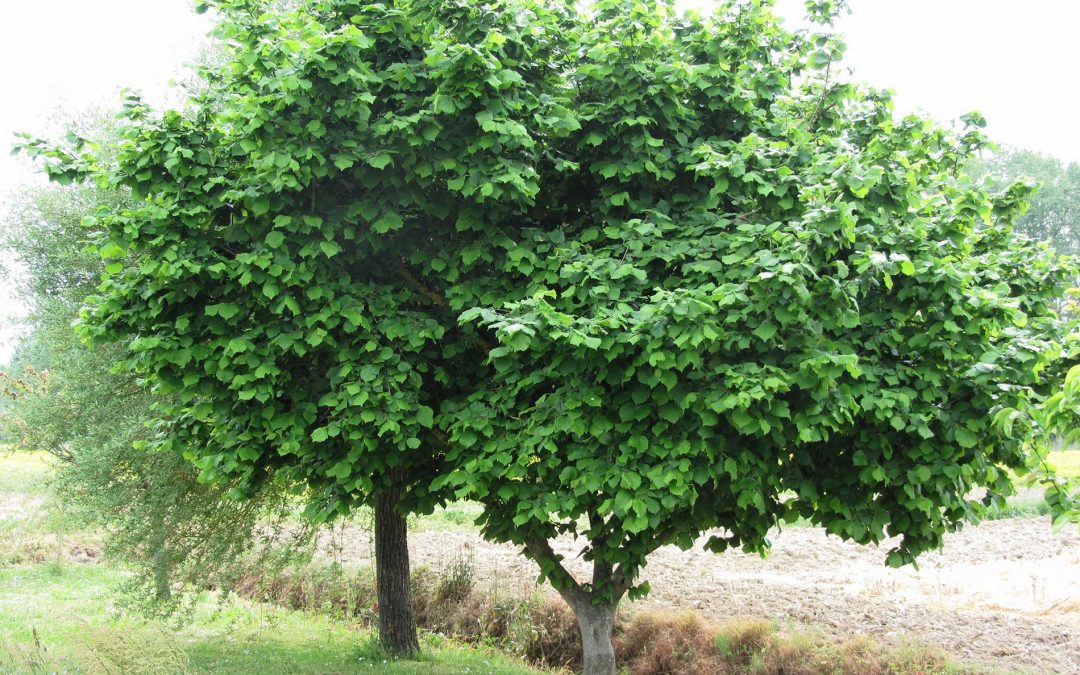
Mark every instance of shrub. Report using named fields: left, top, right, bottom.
left=615, top=613, right=728, bottom=675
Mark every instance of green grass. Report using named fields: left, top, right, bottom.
left=0, top=451, right=94, bottom=567
left=981, top=494, right=1052, bottom=520
left=0, top=453, right=542, bottom=674
left=0, top=451, right=52, bottom=495
left=411, top=501, right=484, bottom=532
left=0, top=563, right=544, bottom=674
left=1045, top=448, right=1080, bottom=479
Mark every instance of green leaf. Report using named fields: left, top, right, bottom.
left=954, top=428, right=978, bottom=448
left=752, top=323, right=777, bottom=341
left=207, top=303, right=241, bottom=320
left=373, top=212, right=404, bottom=234
left=368, top=152, right=392, bottom=169
left=265, top=231, right=285, bottom=248
left=326, top=461, right=352, bottom=479
left=251, top=196, right=270, bottom=216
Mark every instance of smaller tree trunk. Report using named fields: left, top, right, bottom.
left=150, top=514, right=171, bottom=602
left=374, top=480, right=420, bottom=656
left=526, top=538, right=627, bottom=675
left=567, top=596, right=618, bottom=675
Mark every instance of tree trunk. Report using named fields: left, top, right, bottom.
left=374, top=480, right=420, bottom=656
left=525, top=538, right=626, bottom=675
left=567, top=597, right=618, bottom=675
left=150, top=514, right=171, bottom=602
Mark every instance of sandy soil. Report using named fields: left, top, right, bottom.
left=328, top=517, right=1080, bottom=674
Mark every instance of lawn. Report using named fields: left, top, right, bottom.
left=0, top=563, right=543, bottom=674
left=0, top=450, right=52, bottom=494
left=0, top=451, right=543, bottom=675
left=1045, top=448, right=1080, bottom=479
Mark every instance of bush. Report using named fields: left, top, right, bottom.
left=616, top=613, right=729, bottom=675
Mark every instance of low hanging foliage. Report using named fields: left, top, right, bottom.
left=17, top=0, right=1079, bottom=671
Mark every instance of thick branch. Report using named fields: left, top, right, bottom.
left=524, top=538, right=587, bottom=606
left=610, top=520, right=685, bottom=597
left=397, top=260, right=448, bottom=308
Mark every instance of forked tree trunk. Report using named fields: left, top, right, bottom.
left=565, top=594, right=618, bottom=675
left=374, top=479, right=420, bottom=656
left=530, top=536, right=625, bottom=675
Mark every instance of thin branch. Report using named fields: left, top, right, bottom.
left=395, top=259, right=498, bottom=352
left=807, top=58, right=834, bottom=132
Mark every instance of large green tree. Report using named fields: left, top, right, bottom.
left=20, top=0, right=1078, bottom=672
left=19, top=0, right=577, bottom=655
left=437, top=3, right=1077, bottom=672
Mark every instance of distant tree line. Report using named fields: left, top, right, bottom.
left=970, top=148, right=1080, bottom=255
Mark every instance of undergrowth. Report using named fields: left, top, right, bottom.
left=229, top=553, right=974, bottom=675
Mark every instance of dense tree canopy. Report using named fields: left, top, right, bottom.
left=19, top=0, right=1078, bottom=672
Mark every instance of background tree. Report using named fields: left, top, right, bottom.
left=969, top=148, right=1080, bottom=254
left=1, top=166, right=309, bottom=616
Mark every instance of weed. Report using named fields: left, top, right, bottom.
left=437, top=547, right=476, bottom=604
left=0, top=627, right=62, bottom=675
left=715, top=618, right=773, bottom=665
left=72, top=624, right=191, bottom=675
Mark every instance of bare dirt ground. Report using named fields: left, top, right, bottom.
left=0, top=492, right=44, bottom=521
left=329, top=517, right=1080, bottom=674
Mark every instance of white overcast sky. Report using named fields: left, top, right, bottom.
left=1, top=0, right=1078, bottom=362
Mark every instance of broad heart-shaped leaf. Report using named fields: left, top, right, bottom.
left=265, top=231, right=285, bottom=248
left=34, top=0, right=1078, bottom=630
left=752, top=323, right=777, bottom=342
left=954, top=428, right=978, bottom=448
left=372, top=211, right=404, bottom=234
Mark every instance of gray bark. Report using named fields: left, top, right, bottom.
left=566, top=595, right=618, bottom=675
left=525, top=537, right=627, bottom=675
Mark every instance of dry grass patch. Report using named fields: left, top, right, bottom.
left=227, top=553, right=972, bottom=674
